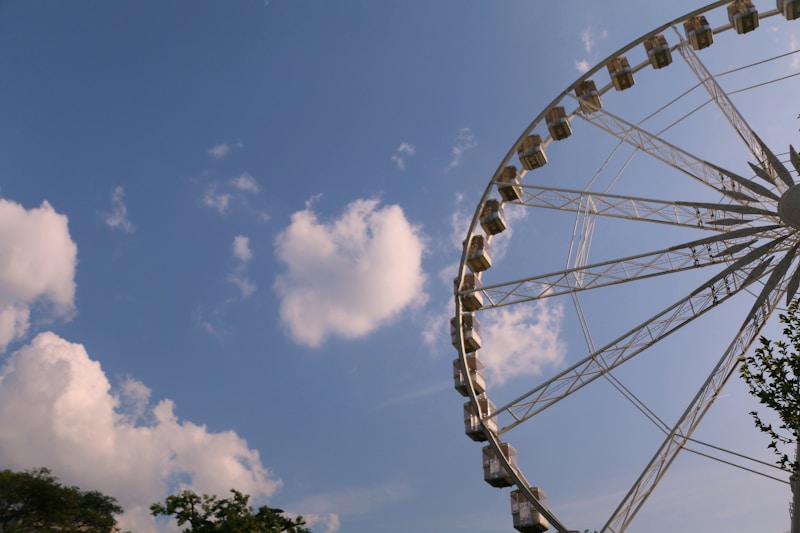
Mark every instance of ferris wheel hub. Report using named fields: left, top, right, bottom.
left=778, top=185, right=800, bottom=230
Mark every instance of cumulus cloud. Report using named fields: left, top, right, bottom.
left=479, top=302, right=566, bottom=385
left=231, top=172, right=260, bottom=194
left=390, top=142, right=416, bottom=170
left=0, top=332, right=281, bottom=533
left=445, top=127, right=477, bottom=172
left=102, top=186, right=134, bottom=234
left=274, top=198, right=427, bottom=347
left=0, top=199, right=77, bottom=351
left=229, top=235, right=256, bottom=299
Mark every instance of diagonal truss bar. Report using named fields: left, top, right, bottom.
left=488, top=233, right=791, bottom=434
left=574, top=107, right=778, bottom=211
left=471, top=225, right=783, bottom=310
left=604, top=239, right=800, bottom=532
left=675, top=32, right=795, bottom=192
left=514, top=185, right=776, bottom=229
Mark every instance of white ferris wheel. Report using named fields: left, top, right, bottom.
left=451, top=1, right=800, bottom=532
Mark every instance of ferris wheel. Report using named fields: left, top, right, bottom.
left=451, top=1, right=800, bottom=532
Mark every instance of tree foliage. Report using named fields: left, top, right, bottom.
left=739, top=299, right=800, bottom=471
left=151, top=489, right=312, bottom=533
left=0, top=467, right=124, bottom=533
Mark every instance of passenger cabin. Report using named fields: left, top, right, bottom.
left=451, top=314, right=482, bottom=352
left=453, top=352, right=486, bottom=396
left=778, top=0, right=800, bottom=20
left=517, top=134, right=548, bottom=170
left=511, top=488, right=550, bottom=533
left=480, top=199, right=507, bottom=236
left=466, top=235, right=492, bottom=273
left=644, top=34, right=672, bottom=69
left=464, top=397, right=497, bottom=441
left=575, top=80, right=602, bottom=113
left=728, top=0, right=759, bottom=34
left=497, top=166, right=523, bottom=202
left=545, top=107, right=572, bottom=140
left=483, top=442, right=518, bottom=488
left=456, top=272, right=484, bottom=312
left=607, top=56, right=634, bottom=91
left=684, top=15, right=713, bottom=50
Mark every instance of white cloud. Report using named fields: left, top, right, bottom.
left=208, top=140, right=244, bottom=160
left=479, top=301, right=566, bottom=385
left=576, top=26, right=607, bottom=73
left=301, top=513, right=340, bottom=533
left=231, top=172, right=260, bottom=194
left=0, top=199, right=77, bottom=351
left=791, top=35, right=800, bottom=69
left=203, top=186, right=232, bottom=214
left=390, top=142, right=416, bottom=170
left=232, top=235, right=253, bottom=262
left=102, top=186, right=134, bottom=234
left=274, top=198, right=427, bottom=347
left=229, top=235, right=256, bottom=299
left=208, top=143, right=232, bottom=159
left=445, top=127, right=477, bottom=172
left=421, top=299, right=452, bottom=355
left=581, top=26, right=608, bottom=54
left=202, top=172, right=260, bottom=216
left=0, top=332, right=282, bottom=533
left=286, top=482, right=411, bottom=522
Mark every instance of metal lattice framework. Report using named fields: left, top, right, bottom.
left=452, top=2, right=800, bottom=532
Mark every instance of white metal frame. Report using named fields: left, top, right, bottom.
left=453, top=2, right=799, bottom=531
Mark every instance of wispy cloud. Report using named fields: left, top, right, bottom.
left=369, top=382, right=450, bottom=413
left=208, top=140, right=244, bottom=159
left=575, top=59, right=591, bottom=73
left=228, top=235, right=256, bottom=299
left=576, top=26, right=608, bottom=73
left=231, top=172, right=260, bottom=194
left=102, top=186, right=134, bottom=234
left=202, top=172, right=260, bottom=216
left=445, top=128, right=477, bottom=172
left=286, top=481, right=412, bottom=521
left=581, top=26, right=608, bottom=54
left=391, top=142, right=415, bottom=170
left=203, top=186, right=232, bottom=214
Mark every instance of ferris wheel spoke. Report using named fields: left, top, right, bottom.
left=674, top=33, right=796, bottom=191
left=603, top=239, right=800, bottom=533
left=513, top=184, right=776, bottom=228
left=488, top=233, right=792, bottom=434
left=573, top=105, right=779, bottom=208
left=474, top=225, right=783, bottom=309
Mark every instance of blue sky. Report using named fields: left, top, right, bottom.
left=0, top=1, right=798, bottom=532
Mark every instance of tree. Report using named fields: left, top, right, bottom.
left=151, top=489, right=312, bottom=533
left=739, top=298, right=800, bottom=532
left=0, top=467, right=124, bottom=533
